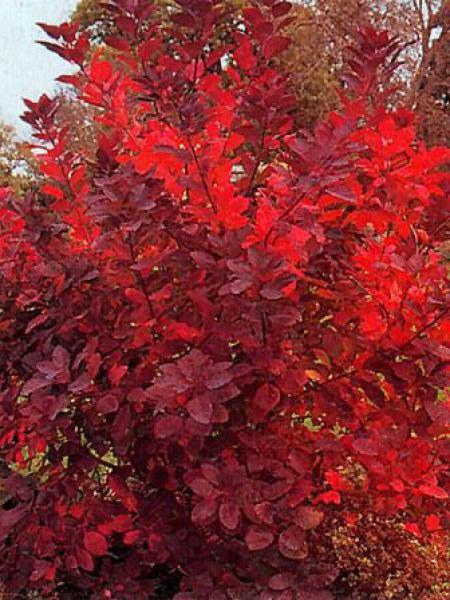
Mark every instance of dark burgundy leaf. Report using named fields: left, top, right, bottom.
left=189, top=478, right=214, bottom=497
left=22, top=376, right=52, bottom=395
left=219, top=502, right=240, bottom=530
left=278, top=526, right=308, bottom=560
left=69, top=373, right=92, bottom=393
left=191, top=499, right=217, bottom=525
left=245, top=527, right=274, bottom=551
left=268, top=572, right=295, bottom=591
left=352, top=437, right=379, bottom=456
left=154, top=415, right=183, bottom=438
left=96, top=394, right=119, bottom=414
left=0, top=505, right=27, bottom=530
left=187, top=396, right=213, bottom=424
left=204, top=365, right=233, bottom=390
left=248, top=383, right=280, bottom=423
left=295, top=506, right=324, bottom=530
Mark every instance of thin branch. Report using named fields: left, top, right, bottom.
left=264, top=188, right=312, bottom=247
left=185, top=132, right=218, bottom=214
left=125, top=236, right=155, bottom=321
left=245, top=114, right=268, bottom=197
left=398, top=307, right=449, bottom=350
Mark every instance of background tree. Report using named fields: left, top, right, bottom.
left=411, top=0, right=449, bottom=146
left=70, top=0, right=116, bottom=43
left=53, top=89, right=99, bottom=160
left=0, top=121, right=36, bottom=194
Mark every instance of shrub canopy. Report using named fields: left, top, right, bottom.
left=0, top=1, right=449, bottom=598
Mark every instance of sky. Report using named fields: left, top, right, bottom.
left=0, top=0, right=79, bottom=138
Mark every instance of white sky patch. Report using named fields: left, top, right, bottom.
left=0, top=0, right=78, bottom=138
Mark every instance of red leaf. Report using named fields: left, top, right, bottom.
left=22, top=376, right=51, bottom=395
left=248, top=383, right=281, bottom=423
left=83, top=531, right=108, bottom=556
left=272, top=2, right=292, bottom=18
left=424, top=399, right=450, bottom=426
left=263, top=36, right=290, bottom=59
left=25, top=313, right=49, bottom=334
left=359, top=306, right=387, bottom=340
left=75, top=548, right=94, bottom=572
left=189, top=478, right=214, bottom=497
left=243, top=7, right=265, bottom=26
left=124, top=530, right=140, bottom=544
left=154, top=415, right=183, bottom=438
left=56, top=73, right=80, bottom=87
left=171, top=12, right=196, bottom=28
left=204, top=366, right=233, bottom=390
left=278, top=526, right=308, bottom=560
left=390, top=479, right=405, bottom=493
left=115, top=16, right=136, bottom=34
left=69, top=373, right=92, bottom=393
left=234, top=37, right=257, bottom=70
left=352, top=437, right=378, bottom=456
left=96, top=394, right=119, bottom=414
left=405, top=522, right=421, bottom=538
left=325, top=470, right=350, bottom=491
left=106, top=35, right=131, bottom=51
left=0, top=505, right=27, bottom=529
left=191, top=499, right=217, bottom=525
left=90, top=59, right=113, bottom=85
left=216, top=194, right=249, bottom=230
left=109, top=514, right=133, bottom=533
left=245, top=527, right=274, bottom=551
left=425, top=514, right=441, bottom=532
left=134, top=151, right=152, bottom=175
left=109, top=475, right=139, bottom=512
left=318, top=491, right=341, bottom=505
left=138, top=38, right=160, bottom=61
left=165, top=322, right=201, bottom=342
left=109, top=364, right=128, bottom=386
left=268, top=572, right=294, bottom=591
left=295, top=506, right=324, bottom=530
left=65, top=554, right=78, bottom=570
left=187, top=396, right=213, bottom=424
left=418, top=484, right=448, bottom=500
left=111, top=406, right=131, bottom=443
left=41, top=184, right=64, bottom=200
left=37, top=22, right=63, bottom=40
left=219, top=502, right=240, bottom=530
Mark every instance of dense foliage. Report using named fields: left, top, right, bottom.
left=0, top=1, right=449, bottom=598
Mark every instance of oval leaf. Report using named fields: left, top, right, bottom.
left=84, top=531, right=108, bottom=557
left=187, top=396, right=213, bottom=424
left=278, top=526, right=308, bottom=560
left=219, top=502, right=240, bottom=530
left=245, top=527, right=274, bottom=551
left=154, top=415, right=183, bottom=439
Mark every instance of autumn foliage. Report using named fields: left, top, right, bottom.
left=0, top=1, right=449, bottom=598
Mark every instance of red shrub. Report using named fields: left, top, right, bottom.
left=0, top=1, right=449, bottom=598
